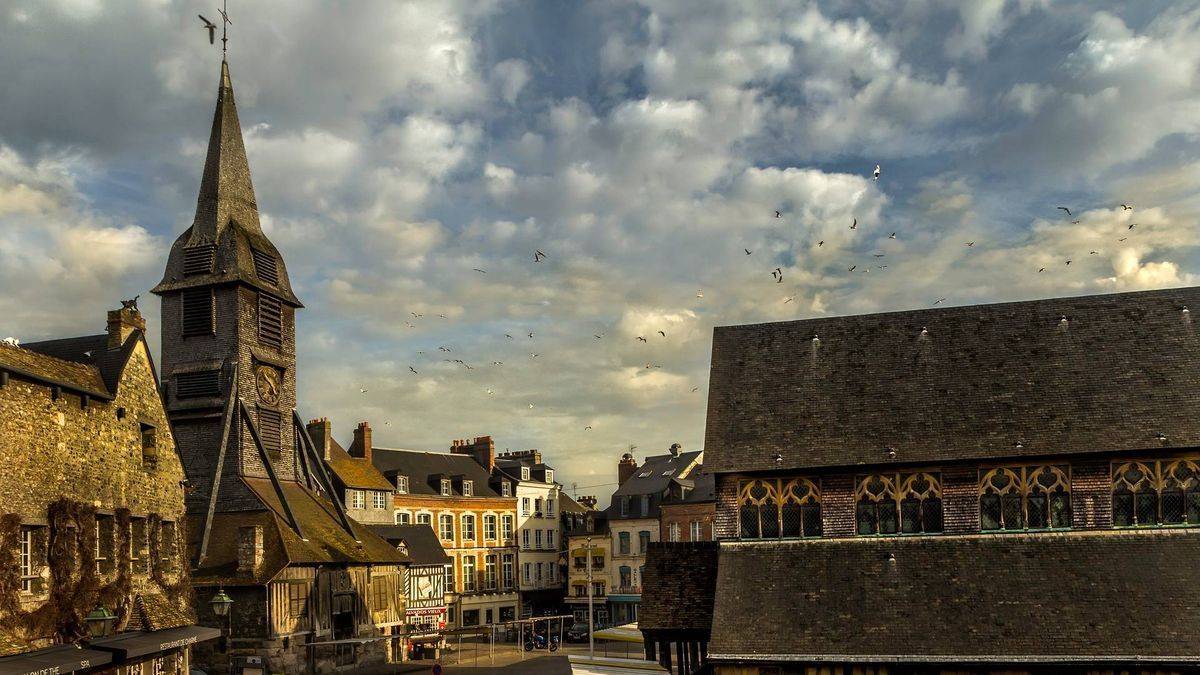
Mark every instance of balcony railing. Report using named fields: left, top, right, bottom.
left=611, top=585, right=641, bottom=595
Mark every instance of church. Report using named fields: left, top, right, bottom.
left=151, top=58, right=408, bottom=673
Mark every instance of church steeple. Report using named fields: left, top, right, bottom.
left=190, top=59, right=261, bottom=245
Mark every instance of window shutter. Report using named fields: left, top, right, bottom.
left=181, top=288, right=214, bottom=336
left=257, top=406, right=283, bottom=460
left=251, top=247, right=279, bottom=285
left=182, top=244, right=217, bottom=276
left=258, top=293, right=283, bottom=349
left=176, top=370, right=220, bottom=398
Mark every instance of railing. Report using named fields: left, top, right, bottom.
left=611, top=585, right=641, bottom=595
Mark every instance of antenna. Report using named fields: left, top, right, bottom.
left=217, top=0, right=232, bottom=56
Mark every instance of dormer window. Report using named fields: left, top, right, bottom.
left=639, top=470, right=652, bottom=478
left=440, top=479, right=451, bottom=496
left=394, top=475, right=409, bottom=495
left=501, top=482, right=512, bottom=497
left=545, top=470, right=554, bottom=483
left=463, top=480, right=473, bottom=497
left=521, top=467, right=530, bottom=481
left=662, top=469, right=675, bottom=476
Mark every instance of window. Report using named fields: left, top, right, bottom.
left=545, top=470, right=554, bottom=482
left=548, top=564, right=556, bottom=583
left=462, top=609, right=479, bottom=626
left=618, top=531, right=630, bottom=555
left=417, top=512, right=432, bottom=526
left=535, top=498, right=543, bottom=515
left=690, top=521, right=702, bottom=541
left=394, top=475, right=409, bottom=494
left=668, top=522, right=680, bottom=542
left=484, top=515, right=497, bottom=540
left=181, top=288, right=214, bottom=337
left=501, top=515, right=514, bottom=540
left=258, top=293, right=283, bottom=350
left=439, top=514, right=454, bottom=540
left=19, top=527, right=34, bottom=593
left=547, top=530, right=554, bottom=548
left=619, top=566, right=632, bottom=590
left=372, top=491, right=387, bottom=510
left=251, top=247, right=280, bottom=284
left=535, top=529, right=542, bottom=549
left=463, top=480, right=473, bottom=497
left=176, top=370, right=220, bottom=398
left=536, top=562, right=543, bottom=582
left=638, top=530, right=651, bottom=553
left=440, top=479, right=451, bottom=496
left=501, top=482, right=511, bottom=497
left=522, top=529, right=530, bottom=549
left=1113, top=459, right=1200, bottom=527
left=160, top=521, right=177, bottom=570
left=640, top=495, right=650, bottom=516
left=593, top=582, right=604, bottom=597
left=980, top=466, right=1071, bottom=531
left=619, top=496, right=629, bottom=516
left=130, top=518, right=148, bottom=573
left=522, top=498, right=530, bottom=516
left=95, top=515, right=114, bottom=574
left=256, top=406, right=282, bottom=460
left=461, top=514, right=476, bottom=542
left=856, top=473, right=943, bottom=536
left=140, top=423, right=157, bottom=469
left=521, top=467, right=530, bottom=481
left=739, top=477, right=822, bottom=539
left=502, top=554, right=514, bottom=589
left=485, top=554, right=497, bottom=589
left=444, top=562, right=455, bottom=592
left=396, top=512, right=411, bottom=525
left=523, top=563, right=532, bottom=584
left=372, top=578, right=391, bottom=611
left=288, top=582, right=310, bottom=619
left=182, top=244, right=216, bottom=276
left=546, top=498, right=555, bottom=516
left=486, top=609, right=493, bottom=625
left=349, top=490, right=365, bottom=510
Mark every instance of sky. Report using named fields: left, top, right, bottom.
left=2, top=0, right=1199, bottom=506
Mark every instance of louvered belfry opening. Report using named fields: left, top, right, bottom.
left=251, top=247, right=279, bottom=285
left=176, top=370, right=220, bottom=398
left=256, top=406, right=283, bottom=460
left=258, top=293, right=283, bottom=350
left=181, top=288, right=215, bottom=336
left=182, top=244, right=217, bottom=276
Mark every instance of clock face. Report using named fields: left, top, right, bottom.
left=255, top=365, right=281, bottom=406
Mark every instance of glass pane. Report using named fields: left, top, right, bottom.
left=1026, top=494, right=1048, bottom=529
left=801, top=504, right=822, bottom=537
left=1135, top=492, right=1158, bottom=525
left=922, top=498, right=943, bottom=533
left=739, top=507, right=759, bottom=538
left=1113, top=492, right=1133, bottom=527
left=1050, top=492, right=1071, bottom=529
left=980, top=494, right=1001, bottom=531
left=780, top=503, right=802, bottom=538
left=1188, top=492, right=1200, bottom=525
left=900, top=498, right=922, bottom=534
left=760, top=502, right=780, bottom=538
left=878, top=501, right=898, bottom=535
left=1001, top=494, right=1024, bottom=530
left=1162, top=490, right=1185, bottom=524
left=856, top=502, right=876, bottom=535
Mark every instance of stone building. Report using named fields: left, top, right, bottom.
left=564, top=509, right=610, bottom=627
left=373, top=443, right=520, bottom=629
left=491, top=449, right=565, bottom=615
left=604, top=445, right=702, bottom=625
left=651, top=287, right=1200, bottom=674
left=660, top=471, right=715, bottom=542
left=310, top=420, right=396, bottom=526
left=0, top=305, right=219, bottom=673
left=150, top=58, right=406, bottom=673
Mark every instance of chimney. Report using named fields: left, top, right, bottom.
left=107, top=306, right=146, bottom=350
left=350, top=421, right=372, bottom=461
left=618, top=453, right=638, bottom=486
left=669, top=443, right=682, bottom=458
left=306, top=418, right=332, bottom=460
left=451, top=436, right=495, bottom=473
left=237, top=525, right=264, bottom=574
left=578, top=495, right=597, bottom=510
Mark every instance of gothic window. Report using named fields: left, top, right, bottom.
left=1112, top=459, right=1200, bottom=527
left=856, top=473, right=943, bottom=536
left=257, top=293, right=283, bottom=350
left=176, top=370, right=220, bottom=398
left=980, top=466, right=1070, bottom=531
left=181, top=288, right=214, bottom=337
left=738, top=478, right=822, bottom=539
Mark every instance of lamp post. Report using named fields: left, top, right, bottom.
left=84, top=607, right=117, bottom=639
left=211, top=588, right=234, bottom=653
left=585, top=536, right=594, bottom=660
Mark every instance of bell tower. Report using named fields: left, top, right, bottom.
left=152, top=59, right=304, bottom=514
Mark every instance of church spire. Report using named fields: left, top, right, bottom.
left=188, top=58, right=261, bottom=245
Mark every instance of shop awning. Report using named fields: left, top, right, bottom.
left=0, top=644, right=113, bottom=675
left=88, top=625, right=221, bottom=660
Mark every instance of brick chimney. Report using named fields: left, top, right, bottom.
left=451, top=436, right=495, bottom=472
left=618, top=452, right=638, bottom=486
left=107, top=306, right=146, bottom=350
left=237, top=525, right=264, bottom=574
left=578, top=495, right=597, bottom=510
left=350, top=421, right=372, bottom=461
left=306, top=418, right=333, bottom=460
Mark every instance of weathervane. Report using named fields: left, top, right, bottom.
left=197, top=0, right=232, bottom=56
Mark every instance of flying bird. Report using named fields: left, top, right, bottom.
left=359, top=388, right=368, bottom=394
left=850, top=218, right=858, bottom=230
left=533, top=250, right=546, bottom=262
left=691, top=387, right=700, bottom=393
left=492, top=361, right=504, bottom=366
left=404, top=321, right=415, bottom=328
left=1128, top=223, right=1137, bottom=230
left=472, top=268, right=487, bottom=274
left=696, top=290, right=704, bottom=298
left=817, top=240, right=824, bottom=247
left=411, top=312, right=423, bottom=318
left=1038, top=267, right=1046, bottom=273
left=594, top=334, right=604, bottom=340
left=888, top=232, right=897, bottom=239
left=486, top=388, right=495, bottom=395
left=658, top=330, right=667, bottom=337
left=644, top=363, right=661, bottom=369
left=438, top=345, right=452, bottom=352
left=438, top=314, right=447, bottom=319
left=505, top=334, right=514, bottom=340
left=584, top=426, right=592, bottom=431
left=528, top=332, right=534, bottom=339
left=409, top=366, right=418, bottom=374
left=1065, top=259, right=1072, bottom=265
left=636, top=336, right=647, bottom=342
left=1057, top=206, right=1072, bottom=216
left=1089, top=250, right=1099, bottom=255
left=848, top=265, right=857, bottom=272
left=965, top=241, right=975, bottom=247
left=783, top=296, right=794, bottom=304
left=745, top=248, right=753, bottom=255
left=933, top=298, right=947, bottom=305
left=873, top=253, right=885, bottom=258
left=774, top=210, right=781, bottom=218
left=1121, top=204, right=1133, bottom=211
left=529, top=353, right=539, bottom=359
left=1118, top=237, right=1127, bottom=242
left=772, top=268, right=782, bottom=283
left=872, top=164, right=881, bottom=181
left=198, top=14, right=216, bottom=44
left=1071, top=220, right=1081, bottom=225
left=528, top=403, right=535, bottom=409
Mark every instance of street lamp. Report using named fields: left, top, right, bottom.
left=84, top=607, right=117, bottom=639
left=211, top=588, right=234, bottom=653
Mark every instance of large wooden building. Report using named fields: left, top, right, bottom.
left=644, top=287, right=1200, bottom=674
left=151, top=58, right=406, bottom=673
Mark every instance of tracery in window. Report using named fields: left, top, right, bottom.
left=855, top=473, right=942, bottom=535
left=1113, top=458, right=1200, bottom=527
left=980, top=465, right=1071, bottom=531
left=738, top=477, right=821, bottom=539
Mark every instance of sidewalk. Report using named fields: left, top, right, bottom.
left=348, top=655, right=572, bottom=674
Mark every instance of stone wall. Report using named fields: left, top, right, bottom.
left=659, top=502, right=716, bottom=541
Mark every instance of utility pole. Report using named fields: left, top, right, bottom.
left=586, top=535, right=595, bottom=660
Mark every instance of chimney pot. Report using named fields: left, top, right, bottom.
left=107, top=306, right=146, bottom=350
left=351, top=421, right=373, bottom=461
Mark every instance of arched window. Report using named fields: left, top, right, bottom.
left=1113, top=459, right=1200, bottom=527
left=738, top=478, right=821, bottom=539
left=856, top=473, right=942, bottom=535
left=980, top=466, right=1070, bottom=531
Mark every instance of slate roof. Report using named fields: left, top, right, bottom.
left=368, top=524, right=451, bottom=566
left=129, top=593, right=195, bottom=632
left=613, top=451, right=703, bottom=498
left=559, top=493, right=589, bottom=514
left=664, top=471, right=715, bottom=505
left=709, top=531, right=1200, bottom=663
left=640, top=541, right=718, bottom=634
left=372, top=448, right=503, bottom=497
left=323, top=437, right=395, bottom=491
left=5, top=329, right=155, bottom=401
left=705, top=287, right=1200, bottom=474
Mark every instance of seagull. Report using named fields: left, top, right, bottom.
left=888, top=232, right=897, bottom=239
left=817, top=240, right=824, bottom=247
left=472, top=268, right=487, bottom=274
left=505, top=334, right=514, bottom=340
left=848, top=265, right=857, bottom=272
left=850, top=218, right=858, bottom=230
left=409, top=366, right=418, bottom=374
left=691, top=386, right=700, bottom=392
left=1065, top=259, right=1072, bottom=265
left=411, top=312, right=423, bottom=318
left=1090, top=250, right=1099, bottom=255
left=528, top=332, right=534, bottom=339
left=644, top=363, right=661, bottom=369
left=359, top=388, right=368, bottom=394
left=438, top=345, right=452, bottom=352
left=198, top=14, right=217, bottom=44
left=438, top=314, right=447, bottom=319
left=774, top=210, right=781, bottom=218
left=772, top=268, right=782, bottom=283
left=1118, top=237, right=1127, bottom=242
left=636, top=336, right=647, bottom=342
left=528, top=403, right=535, bottom=409
left=1057, top=206, right=1072, bottom=216
left=696, top=290, right=704, bottom=298
left=1128, top=223, right=1137, bottom=230
left=492, top=361, right=504, bottom=366
left=933, top=298, right=947, bottom=305
left=486, top=388, right=495, bottom=395
left=404, top=322, right=415, bottom=328
left=872, top=164, right=881, bottom=181
left=1071, top=220, right=1081, bottom=224
left=965, top=241, right=975, bottom=247
left=745, top=248, right=753, bottom=255
left=533, top=250, right=546, bottom=262
left=657, top=330, right=667, bottom=337
left=1121, top=204, right=1133, bottom=211
left=873, top=253, right=885, bottom=258
left=530, top=353, right=539, bottom=359
left=783, top=296, right=795, bottom=304
left=876, top=265, right=888, bottom=270
left=1038, top=267, right=1046, bottom=273
left=584, top=425, right=593, bottom=431
left=594, top=334, right=604, bottom=340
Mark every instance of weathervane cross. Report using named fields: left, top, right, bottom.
left=217, top=0, right=231, bottom=56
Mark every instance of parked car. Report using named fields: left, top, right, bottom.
left=566, top=622, right=592, bottom=642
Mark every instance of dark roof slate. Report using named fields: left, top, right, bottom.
left=612, top=451, right=702, bottom=498
left=640, top=541, right=718, bottom=633
left=705, top=287, right=1200, bottom=474
left=324, top=437, right=395, bottom=491
left=372, top=448, right=503, bottom=497
left=368, top=524, right=451, bottom=566
left=664, top=471, right=715, bottom=505
left=710, top=531, right=1200, bottom=662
